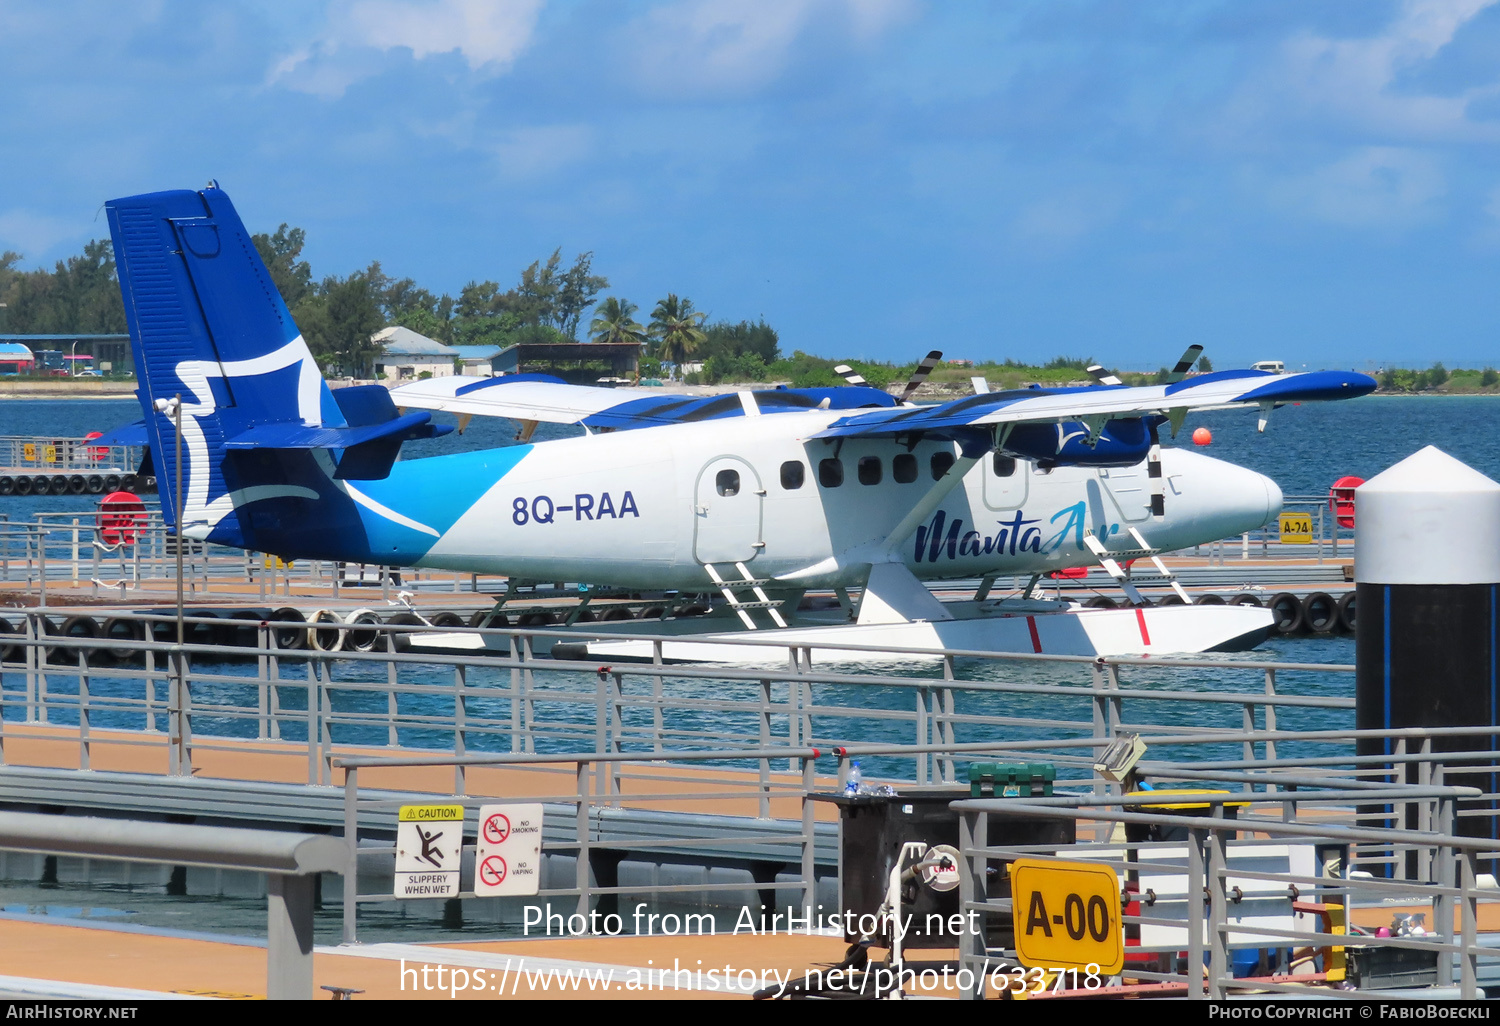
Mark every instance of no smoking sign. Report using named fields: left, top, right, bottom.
left=483, top=812, right=511, bottom=846
left=474, top=803, right=542, bottom=897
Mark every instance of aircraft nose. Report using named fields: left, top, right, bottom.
left=1164, top=450, right=1286, bottom=538
left=1262, top=473, right=1284, bottom=524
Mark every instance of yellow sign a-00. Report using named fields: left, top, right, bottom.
left=1279, top=512, right=1313, bottom=544
left=1009, top=858, right=1123, bottom=974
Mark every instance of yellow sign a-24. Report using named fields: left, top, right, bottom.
left=1279, top=512, right=1313, bottom=544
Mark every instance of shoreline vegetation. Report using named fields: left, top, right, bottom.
left=3, top=230, right=1485, bottom=399
left=1, top=360, right=1496, bottom=401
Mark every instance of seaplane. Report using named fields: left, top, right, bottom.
left=104, top=184, right=1376, bottom=663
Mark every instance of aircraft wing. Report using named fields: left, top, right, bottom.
left=390, top=374, right=898, bottom=429
left=389, top=374, right=667, bottom=425
left=810, top=369, right=1376, bottom=441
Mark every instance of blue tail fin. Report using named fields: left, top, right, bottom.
left=107, top=184, right=444, bottom=547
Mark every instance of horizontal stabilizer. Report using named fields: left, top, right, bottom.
left=222, top=410, right=442, bottom=451
left=92, top=420, right=149, bottom=447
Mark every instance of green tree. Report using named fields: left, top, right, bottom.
left=0, top=251, right=21, bottom=328
left=555, top=253, right=608, bottom=339
left=513, top=251, right=561, bottom=327
left=1429, top=362, right=1449, bottom=387
left=649, top=294, right=708, bottom=373
left=766, top=351, right=842, bottom=388
left=2, top=240, right=125, bottom=334
left=1197, top=355, right=1213, bottom=373
left=589, top=297, right=649, bottom=346
left=1482, top=368, right=1498, bottom=388
left=251, top=224, right=313, bottom=310
left=378, top=268, right=455, bottom=343
left=1042, top=356, right=1090, bottom=371
left=700, top=319, right=780, bottom=365
left=295, top=270, right=384, bottom=376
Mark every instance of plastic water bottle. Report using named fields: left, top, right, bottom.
left=846, top=761, right=862, bottom=795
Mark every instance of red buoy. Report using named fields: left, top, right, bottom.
left=83, top=431, right=108, bottom=461
left=98, top=491, right=147, bottom=546
left=1329, top=475, right=1363, bottom=529
left=1192, top=427, right=1212, bottom=446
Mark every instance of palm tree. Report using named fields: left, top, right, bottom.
left=589, top=296, right=648, bottom=346
left=649, top=294, right=707, bottom=375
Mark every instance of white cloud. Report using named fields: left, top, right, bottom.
left=627, top=0, right=916, bottom=96
left=1234, top=0, right=1500, bottom=144
left=271, top=0, right=543, bottom=97
left=1263, top=146, right=1446, bottom=228
left=0, top=210, right=86, bottom=262
left=489, top=124, right=595, bottom=180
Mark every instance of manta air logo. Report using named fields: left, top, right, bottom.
left=912, top=501, right=1117, bottom=563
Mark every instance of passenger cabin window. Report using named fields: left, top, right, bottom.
left=892, top=453, right=917, bottom=483
left=780, top=460, right=805, bottom=490
left=992, top=453, right=1017, bottom=477
left=930, top=451, right=955, bottom=480
left=858, top=456, right=882, bottom=485
left=715, top=469, right=740, bottom=496
left=818, top=458, right=844, bottom=488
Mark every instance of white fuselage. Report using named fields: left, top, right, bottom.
left=404, top=409, right=1283, bottom=590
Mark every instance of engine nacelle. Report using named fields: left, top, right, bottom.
left=1002, top=418, right=1151, bottom=468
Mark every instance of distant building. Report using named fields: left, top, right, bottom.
left=491, top=341, right=641, bottom=384
left=0, top=342, right=34, bottom=375
left=371, top=326, right=459, bottom=381
left=448, top=345, right=502, bottom=377
left=0, top=334, right=132, bottom=375
left=371, top=327, right=643, bottom=383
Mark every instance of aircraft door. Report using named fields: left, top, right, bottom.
left=1098, top=464, right=1152, bottom=522
left=982, top=452, right=1029, bottom=510
left=693, top=457, right=764, bottom=565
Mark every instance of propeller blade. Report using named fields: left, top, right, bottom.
left=1086, top=364, right=1123, bottom=387
left=1147, top=421, right=1165, bottom=518
left=832, top=364, right=868, bottom=387
left=971, top=375, right=990, bottom=395
left=1165, top=345, right=1204, bottom=383
left=898, top=350, right=943, bottom=403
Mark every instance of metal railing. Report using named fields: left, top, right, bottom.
left=0, top=809, right=345, bottom=1000
left=334, top=747, right=823, bottom=944
left=0, top=436, right=142, bottom=474
left=954, top=784, right=1498, bottom=1000
left=0, top=611, right=1357, bottom=787
left=0, top=518, right=481, bottom=600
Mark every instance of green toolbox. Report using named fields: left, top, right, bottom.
left=968, top=762, right=1055, bottom=798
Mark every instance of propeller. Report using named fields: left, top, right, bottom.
left=898, top=350, right=943, bottom=404
left=1165, top=344, right=1204, bottom=383
left=1085, top=365, right=1123, bottom=386
left=832, top=364, right=868, bottom=387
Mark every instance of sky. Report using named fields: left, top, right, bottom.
left=4, top=0, right=1500, bottom=370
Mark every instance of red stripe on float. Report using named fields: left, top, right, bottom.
left=1026, top=616, right=1042, bottom=653
left=1135, top=606, right=1152, bottom=647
